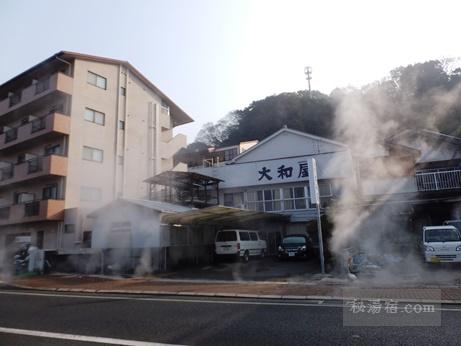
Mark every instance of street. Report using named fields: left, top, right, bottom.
left=1, top=289, right=461, bottom=345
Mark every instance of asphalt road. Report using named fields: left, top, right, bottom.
left=1, top=289, right=461, bottom=345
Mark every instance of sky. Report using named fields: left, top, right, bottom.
left=1, top=0, right=461, bottom=143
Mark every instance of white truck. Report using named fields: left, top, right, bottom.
left=423, top=225, right=461, bottom=263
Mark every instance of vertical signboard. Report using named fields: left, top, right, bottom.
left=308, top=158, right=320, bottom=205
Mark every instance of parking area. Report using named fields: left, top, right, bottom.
left=158, top=257, right=321, bottom=282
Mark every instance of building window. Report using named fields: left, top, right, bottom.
left=82, top=146, right=103, bottom=162
left=246, top=190, right=264, bottom=211
left=263, top=189, right=282, bottom=211
left=44, top=144, right=61, bottom=156
left=118, top=155, right=124, bottom=165
left=245, top=186, right=310, bottom=212
left=224, top=148, right=239, bottom=161
left=318, top=181, right=332, bottom=197
left=87, top=71, right=107, bottom=89
left=120, top=87, right=126, bottom=96
left=82, top=231, right=92, bottom=248
left=15, top=192, right=35, bottom=204
left=0, top=206, right=10, bottom=220
left=24, top=201, right=40, bottom=216
left=118, top=120, right=125, bottom=130
left=80, top=186, right=102, bottom=202
left=84, top=108, right=105, bottom=125
left=223, top=192, right=244, bottom=208
left=64, top=224, right=75, bottom=233
left=42, top=184, right=58, bottom=200
left=282, top=186, right=309, bottom=210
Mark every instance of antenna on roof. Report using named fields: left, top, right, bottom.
left=304, top=66, right=312, bottom=98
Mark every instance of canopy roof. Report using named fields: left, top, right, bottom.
left=161, top=205, right=289, bottom=226
left=144, top=171, right=223, bottom=188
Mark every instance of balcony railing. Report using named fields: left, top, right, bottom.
left=31, top=117, right=46, bottom=133
left=0, top=112, right=70, bottom=150
left=415, top=169, right=461, bottom=191
left=35, top=78, right=50, bottom=95
left=0, top=199, right=64, bottom=226
left=27, top=157, right=42, bottom=174
left=24, top=200, right=40, bottom=217
left=0, top=206, right=10, bottom=220
left=8, top=94, right=21, bottom=107
left=4, top=128, right=18, bottom=143
left=0, top=155, right=67, bottom=187
left=0, top=72, right=73, bottom=117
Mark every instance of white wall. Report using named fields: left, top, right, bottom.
left=91, top=204, right=164, bottom=249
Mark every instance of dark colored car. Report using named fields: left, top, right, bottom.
left=277, top=234, right=311, bottom=260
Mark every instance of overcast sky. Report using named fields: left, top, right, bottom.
left=1, top=0, right=461, bottom=142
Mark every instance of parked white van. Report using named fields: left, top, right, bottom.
left=215, top=230, right=267, bottom=262
left=423, top=225, right=461, bottom=263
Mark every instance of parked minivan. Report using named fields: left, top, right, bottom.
left=423, top=225, right=461, bottom=263
left=215, top=230, right=267, bottom=262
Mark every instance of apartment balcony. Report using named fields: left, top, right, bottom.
left=0, top=112, right=70, bottom=151
left=415, top=169, right=461, bottom=192
left=0, top=199, right=64, bottom=226
left=361, top=169, right=461, bottom=197
left=0, top=72, right=73, bottom=118
left=0, top=155, right=67, bottom=187
left=160, top=133, right=187, bottom=160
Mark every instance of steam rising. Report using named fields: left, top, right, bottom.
left=328, top=66, right=461, bottom=285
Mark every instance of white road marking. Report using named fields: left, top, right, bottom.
left=0, top=290, right=460, bottom=312
left=0, top=326, right=183, bottom=346
left=0, top=290, right=338, bottom=308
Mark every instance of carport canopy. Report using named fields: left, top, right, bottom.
left=161, top=205, right=289, bottom=226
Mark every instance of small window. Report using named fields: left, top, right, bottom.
left=87, top=71, right=107, bottom=89
left=250, top=232, right=258, bottom=241
left=44, top=144, right=61, bottom=156
left=80, top=186, right=102, bottom=202
left=216, top=231, right=237, bottom=242
left=42, top=184, right=58, bottom=200
left=82, top=146, right=103, bottom=162
left=84, top=108, right=105, bottom=125
left=118, top=120, right=125, bottom=130
left=239, top=231, right=250, bottom=241
left=15, top=192, right=35, bottom=204
left=82, top=231, right=92, bottom=248
left=64, top=224, right=75, bottom=233
left=120, top=87, right=126, bottom=96
left=118, top=155, right=124, bottom=165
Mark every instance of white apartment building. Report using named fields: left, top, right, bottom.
left=0, top=51, right=192, bottom=257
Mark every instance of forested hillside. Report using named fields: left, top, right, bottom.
left=195, top=59, right=461, bottom=147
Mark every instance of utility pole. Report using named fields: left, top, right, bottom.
left=304, top=66, right=312, bottom=98
left=308, top=158, right=325, bottom=274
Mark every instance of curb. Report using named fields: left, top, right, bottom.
left=2, top=282, right=461, bottom=305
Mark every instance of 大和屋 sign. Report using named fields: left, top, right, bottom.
left=257, top=160, right=309, bottom=182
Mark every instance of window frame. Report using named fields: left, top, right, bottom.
left=82, top=146, right=104, bottom=163
left=87, top=71, right=107, bottom=90
left=84, top=107, right=105, bottom=126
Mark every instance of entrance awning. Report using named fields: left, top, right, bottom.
left=161, top=205, right=289, bottom=226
